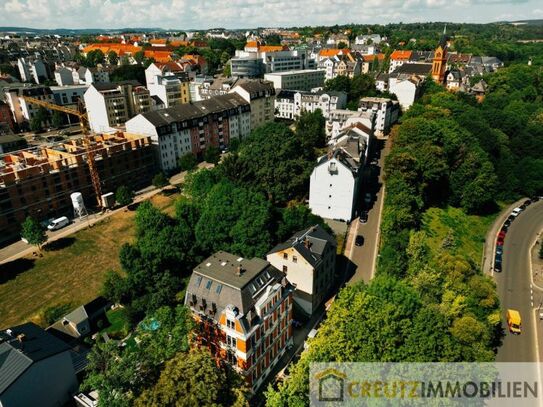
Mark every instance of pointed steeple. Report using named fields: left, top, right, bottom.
left=443, top=24, right=447, bottom=35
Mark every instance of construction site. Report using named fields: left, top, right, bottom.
left=0, top=132, right=157, bottom=244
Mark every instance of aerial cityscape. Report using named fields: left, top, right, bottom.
left=0, top=1, right=543, bottom=406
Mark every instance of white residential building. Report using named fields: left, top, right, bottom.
left=264, top=69, right=325, bottom=91
left=230, top=80, right=275, bottom=129
left=145, top=63, right=191, bottom=107
left=76, top=67, right=110, bottom=85
left=358, top=97, right=400, bottom=135
left=355, top=34, right=382, bottom=45
left=4, top=85, right=55, bottom=126
left=388, top=76, right=423, bottom=110
left=232, top=47, right=314, bottom=77
left=17, top=57, right=48, bottom=84
left=326, top=109, right=374, bottom=139
left=84, top=81, right=152, bottom=132
left=126, top=93, right=251, bottom=172
left=266, top=225, right=337, bottom=316
left=309, top=128, right=370, bottom=222
left=54, top=67, right=75, bottom=86
left=274, top=90, right=347, bottom=120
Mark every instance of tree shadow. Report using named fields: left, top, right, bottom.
left=127, top=202, right=141, bottom=211
left=0, top=258, right=35, bottom=284
left=45, top=237, right=76, bottom=251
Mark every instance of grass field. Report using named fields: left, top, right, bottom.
left=421, top=206, right=501, bottom=266
left=0, top=192, right=180, bottom=329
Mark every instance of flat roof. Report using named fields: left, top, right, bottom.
left=264, top=69, right=324, bottom=76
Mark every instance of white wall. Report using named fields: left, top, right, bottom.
left=84, top=86, right=110, bottom=132
left=389, top=79, right=418, bottom=110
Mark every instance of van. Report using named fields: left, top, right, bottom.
left=506, top=309, right=521, bottom=334
left=47, top=216, right=70, bottom=231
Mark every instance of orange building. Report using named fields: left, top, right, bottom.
left=185, top=251, right=294, bottom=392
left=432, top=34, right=449, bottom=83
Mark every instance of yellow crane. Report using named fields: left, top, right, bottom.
left=21, top=95, right=103, bottom=207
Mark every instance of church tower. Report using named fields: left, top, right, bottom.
left=432, top=26, right=448, bottom=83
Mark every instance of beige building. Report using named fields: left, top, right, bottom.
left=230, top=79, right=275, bottom=130
left=267, top=225, right=336, bottom=316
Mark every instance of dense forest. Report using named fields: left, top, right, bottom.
left=264, top=64, right=543, bottom=405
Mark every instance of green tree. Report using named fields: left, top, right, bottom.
left=51, top=110, right=63, bottom=128
left=115, top=185, right=134, bottom=206
left=204, top=145, right=221, bottom=164
left=296, top=109, right=326, bottom=151
left=152, top=172, right=169, bottom=188
left=178, top=153, right=198, bottom=171
left=86, top=49, right=105, bottom=67
left=21, top=216, right=47, bottom=250
left=110, top=65, right=146, bottom=83
left=134, top=50, right=145, bottom=64
left=107, top=50, right=119, bottom=65
left=135, top=349, right=248, bottom=407
left=30, top=116, right=43, bottom=133
left=276, top=205, right=330, bottom=242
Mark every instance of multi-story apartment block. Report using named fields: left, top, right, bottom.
left=230, top=57, right=265, bottom=78
left=264, top=69, right=325, bottom=91
left=0, top=132, right=156, bottom=244
left=358, top=97, right=400, bottom=136
left=84, top=81, right=152, bottom=132
left=309, top=127, right=371, bottom=222
left=326, top=109, right=374, bottom=139
left=50, top=85, right=89, bottom=108
left=0, top=101, right=15, bottom=132
left=185, top=251, right=294, bottom=392
left=76, top=67, right=110, bottom=85
left=145, top=62, right=191, bottom=107
left=54, top=66, right=75, bottom=86
left=125, top=93, right=251, bottom=171
left=4, top=85, right=56, bottom=127
left=274, top=90, right=347, bottom=120
left=17, top=57, right=49, bottom=84
left=230, top=80, right=275, bottom=129
left=388, top=50, right=413, bottom=73
left=267, top=225, right=336, bottom=316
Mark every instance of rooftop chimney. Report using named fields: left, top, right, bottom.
left=17, top=333, right=26, bottom=343
left=236, top=265, right=244, bottom=276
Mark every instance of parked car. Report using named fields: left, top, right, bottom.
left=355, top=235, right=364, bottom=246
left=494, top=259, right=502, bottom=272
left=359, top=211, right=368, bottom=223
left=495, top=252, right=502, bottom=263
left=496, top=236, right=505, bottom=246
left=506, top=309, right=521, bottom=334
left=364, top=193, right=372, bottom=206
left=511, top=207, right=523, bottom=217
left=498, top=230, right=506, bottom=239
left=496, top=246, right=503, bottom=256
left=47, top=216, right=70, bottom=231
left=503, top=219, right=512, bottom=228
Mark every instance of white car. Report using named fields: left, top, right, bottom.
left=511, top=207, right=523, bottom=217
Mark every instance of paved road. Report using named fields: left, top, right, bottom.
left=345, top=136, right=391, bottom=284
left=496, top=200, right=543, bottom=362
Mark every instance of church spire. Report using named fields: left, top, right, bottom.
left=443, top=24, right=447, bottom=35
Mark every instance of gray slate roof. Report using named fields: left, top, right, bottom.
left=0, top=323, right=70, bottom=394
left=268, top=225, right=336, bottom=268
left=392, top=63, right=432, bottom=76
left=139, top=93, right=249, bottom=127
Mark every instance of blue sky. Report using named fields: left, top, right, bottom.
left=1, top=0, right=541, bottom=29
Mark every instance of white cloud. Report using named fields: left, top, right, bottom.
left=0, top=0, right=539, bottom=29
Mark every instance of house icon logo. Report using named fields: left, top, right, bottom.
left=314, top=368, right=347, bottom=402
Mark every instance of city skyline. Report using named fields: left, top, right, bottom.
left=1, top=0, right=542, bottom=31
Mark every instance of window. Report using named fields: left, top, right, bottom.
left=205, top=280, right=212, bottom=290
left=216, top=284, right=223, bottom=294
left=226, top=335, right=237, bottom=348
left=293, top=256, right=297, bottom=263
left=195, top=275, right=202, bottom=287
left=283, top=265, right=288, bottom=273
left=227, top=319, right=235, bottom=330
left=283, top=253, right=288, bottom=260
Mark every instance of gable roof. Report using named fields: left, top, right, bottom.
left=392, top=63, right=432, bottom=76
left=0, top=323, right=70, bottom=394
left=390, top=50, right=412, bottom=61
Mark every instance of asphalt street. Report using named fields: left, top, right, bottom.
left=496, top=200, right=543, bottom=362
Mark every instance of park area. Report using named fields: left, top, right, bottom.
left=0, top=191, right=179, bottom=328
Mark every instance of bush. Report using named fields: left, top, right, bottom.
left=43, top=303, right=73, bottom=325
left=178, top=153, right=198, bottom=171
left=115, top=185, right=134, bottom=206
left=203, top=146, right=221, bottom=164
left=152, top=172, right=169, bottom=188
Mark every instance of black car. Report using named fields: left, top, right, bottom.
left=496, top=246, right=503, bottom=257
left=494, top=259, right=502, bottom=272
left=359, top=211, right=368, bottom=223
left=355, top=235, right=364, bottom=246
left=503, top=219, right=512, bottom=228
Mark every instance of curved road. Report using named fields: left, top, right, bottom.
left=496, top=200, right=543, bottom=362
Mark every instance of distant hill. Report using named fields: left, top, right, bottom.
left=505, top=19, right=543, bottom=26
left=0, top=27, right=169, bottom=35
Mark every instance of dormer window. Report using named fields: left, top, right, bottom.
left=283, top=253, right=288, bottom=260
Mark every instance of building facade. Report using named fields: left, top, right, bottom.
left=185, top=251, right=294, bottom=392
left=267, top=225, right=336, bottom=316
left=230, top=80, right=275, bottom=129
left=4, top=85, right=56, bottom=126
left=145, top=62, right=191, bottom=107
left=0, top=132, right=156, bottom=244
left=126, top=93, right=251, bottom=171
left=264, top=69, right=325, bottom=91
left=84, top=81, right=152, bottom=132
left=358, top=97, right=400, bottom=135
left=17, top=57, right=49, bottom=84
left=274, top=90, right=347, bottom=120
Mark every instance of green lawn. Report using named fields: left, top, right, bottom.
left=103, top=308, right=130, bottom=338
left=421, top=206, right=501, bottom=266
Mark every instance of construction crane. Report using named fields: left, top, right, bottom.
left=21, top=95, right=103, bottom=207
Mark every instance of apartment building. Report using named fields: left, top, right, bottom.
left=326, top=109, right=374, bottom=139
left=274, top=90, right=347, bottom=120
left=17, top=57, right=49, bottom=84
left=0, top=132, right=156, bottom=244
left=84, top=81, right=152, bottom=132
left=54, top=66, right=75, bottom=86
left=185, top=251, right=294, bottom=392
left=126, top=93, right=251, bottom=171
left=230, top=57, right=265, bottom=78
left=309, top=126, right=371, bottom=222
left=264, top=69, right=325, bottom=91
left=4, top=85, right=56, bottom=126
left=230, top=80, right=275, bottom=129
left=267, top=225, right=336, bottom=316
left=358, top=97, right=400, bottom=136
left=145, top=62, right=191, bottom=107
left=76, top=67, right=111, bottom=85
left=0, top=101, right=15, bottom=132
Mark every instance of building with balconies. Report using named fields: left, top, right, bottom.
left=185, top=251, right=294, bottom=392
